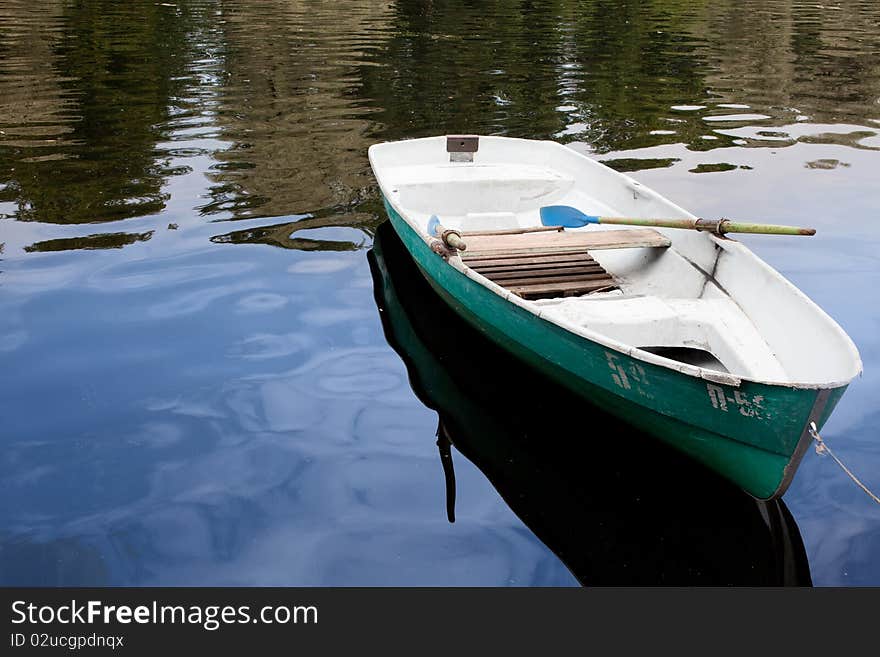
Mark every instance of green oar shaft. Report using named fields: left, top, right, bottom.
left=597, top=216, right=815, bottom=236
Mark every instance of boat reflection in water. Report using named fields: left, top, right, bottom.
left=368, top=221, right=811, bottom=586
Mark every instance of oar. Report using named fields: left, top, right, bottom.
left=540, top=205, right=816, bottom=236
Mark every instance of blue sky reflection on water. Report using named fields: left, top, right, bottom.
left=1, top=239, right=574, bottom=586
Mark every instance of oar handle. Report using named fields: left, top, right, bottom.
left=598, top=216, right=816, bottom=236
left=441, top=229, right=467, bottom=250
left=427, top=215, right=468, bottom=251
left=716, top=220, right=815, bottom=236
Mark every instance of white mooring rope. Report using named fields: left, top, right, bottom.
left=809, top=422, right=880, bottom=505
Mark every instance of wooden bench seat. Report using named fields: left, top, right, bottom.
left=461, top=227, right=670, bottom=257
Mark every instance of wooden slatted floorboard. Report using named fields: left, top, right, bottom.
left=459, top=227, right=672, bottom=300
left=463, top=249, right=618, bottom=300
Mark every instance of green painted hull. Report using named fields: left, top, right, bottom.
left=382, top=199, right=847, bottom=499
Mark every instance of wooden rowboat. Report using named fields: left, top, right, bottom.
left=368, top=221, right=812, bottom=584
left=368, top=135, right=862, bottom=500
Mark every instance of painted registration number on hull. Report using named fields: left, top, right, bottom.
left=707, top=383, right=767, bottom=419
left=605, top=350, right=768, bottom=421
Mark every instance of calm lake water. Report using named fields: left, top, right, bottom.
left=1, top=0, right=878, bottom=586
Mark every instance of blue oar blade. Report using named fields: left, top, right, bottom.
left=540, top=205, right=600, bottom=228
left=426, top=215, right=441, bottom=236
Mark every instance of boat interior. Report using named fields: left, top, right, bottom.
left=369, top=136, right=862, bottom=387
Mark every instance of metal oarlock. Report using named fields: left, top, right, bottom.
left=694, top=218, right=727, bottom=234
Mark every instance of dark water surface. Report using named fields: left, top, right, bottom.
left=1, top=0, right=878, bottom=585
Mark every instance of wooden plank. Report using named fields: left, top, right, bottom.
left=490, top=275, right=614, bottom=288
left=463, top=252, right=598, bottom=267
left=510, top=278, right=618, bottom=298
left=472, top=261, right=605, bottom=275
left=465, top=232, right=669, bottom=254
left=461, top=248, right=591, bottom=260
left=460, top=226, right=563, bottom=237
left=497, top=273, right=614, bottom=288
left=469, top=253, right=597, bottom=265
left=514, top=286, right=616, bottom=301
left=463, top=228, right=671, bottom=255
left=482, top=267, right=612, bottom=283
